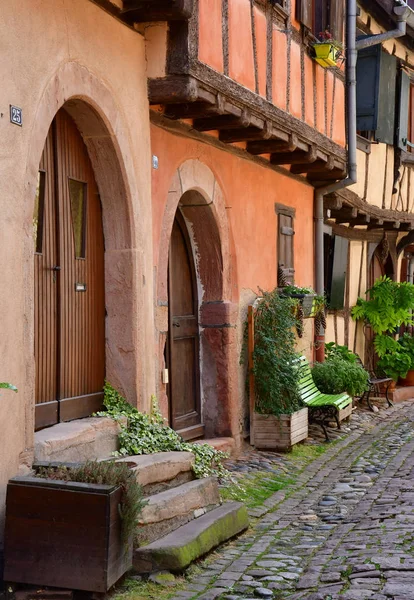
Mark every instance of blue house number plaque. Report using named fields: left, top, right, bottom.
left=10, top=105, right=22, bottom=127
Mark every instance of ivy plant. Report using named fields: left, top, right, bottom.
left=96, top=384, right=229, bottom=480
left=0, top=383, right=17, bottom=395
left=252, top=288, right=303, bottom=416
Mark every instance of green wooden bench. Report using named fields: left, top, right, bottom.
left=298, top=355, right=353, bottom=442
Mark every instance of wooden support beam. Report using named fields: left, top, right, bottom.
left=324, top=196, right=343, bottom=210
left=219, top=126, right=272, bottom=143
left=271, top=146, right=317, bottom=166
left=307, top=168, right=347, bottom=182
left=164, top=102, right=217, bottom=120
left=121, top=0, right=193, bottom=22
left=290, top=154, right=333, bottom=175
left=247, top=134, right=299, bottom=155
left=194, top=110, right=252, bottom=132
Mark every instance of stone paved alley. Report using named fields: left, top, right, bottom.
left=170, top=401, right=414, bottom=600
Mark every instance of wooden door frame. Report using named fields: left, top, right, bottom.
left=167, top=209, right=203, bottom=439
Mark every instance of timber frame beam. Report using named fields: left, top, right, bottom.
left=149, top=74, right=347, bottom=184
left=325, top=188, right=414, bottom=232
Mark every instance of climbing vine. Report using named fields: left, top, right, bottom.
left=96, top=384, right=230, bottom=480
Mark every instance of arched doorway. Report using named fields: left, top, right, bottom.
left=167, top=211, right=202, bottom=439
left=34, top=109, right=105, bottom=430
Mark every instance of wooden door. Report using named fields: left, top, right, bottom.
left=34, top=109, right=105, bottom=430
left=167, top=213, right=203, bottom=440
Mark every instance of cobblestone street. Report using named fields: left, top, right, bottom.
left=172, top=401, right=414, bottom=600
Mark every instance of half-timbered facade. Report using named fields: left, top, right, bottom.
left=323, top=0, right=414, bottom=367
left=9, top=0, right=411, bottom=553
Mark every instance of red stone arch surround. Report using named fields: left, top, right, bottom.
left=157, top=159, right=240, bottom=444
left=22, top=61, right=151, bottom=447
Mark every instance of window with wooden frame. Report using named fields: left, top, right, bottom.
left=397, top=69, right=414, bottom=153
left=296, top=0, right=344, bottom=42
left=275, top=203, right=295, bottom=284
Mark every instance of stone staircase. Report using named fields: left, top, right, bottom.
left=34, top=419, right=249, bottom=574
left=121, top=451, right=249, bottom=573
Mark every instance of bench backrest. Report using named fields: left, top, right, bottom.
left=297, top=355, right=322, bottom=405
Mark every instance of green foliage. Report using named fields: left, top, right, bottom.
left=311, top=357, right=369, bottom=397
left=398, top=333, right=414, bottom=368
left=252, top=289, right=303, bottom=416
left=280, top=284, right=315, bottom=296
left=0, top=383, right=17, bottom=395
left=377, top=349, right=412, bottom=380
left=351, top=275, right=414, bottom=334
left=37, top=460, right=146, bottom=546
left=352, top=276, right=414, bottom=381
left=97, top=384, right=229, bottom=480
left=325, top=342, right=357, bottom=363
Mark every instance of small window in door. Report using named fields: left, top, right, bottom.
left=68, top=178, right=87, bottom=258
left=33, top=170, right=46, bottom=254
left=275, top=203, right=295, bottom=284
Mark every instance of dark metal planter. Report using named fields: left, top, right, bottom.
left=278, top=290, right=316, bottom=318
left=4, top=476, right=132, bottom=593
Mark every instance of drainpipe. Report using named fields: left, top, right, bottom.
left=313, top=0, right=412, bottom=362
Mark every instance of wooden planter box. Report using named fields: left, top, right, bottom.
left=253, top=407, right=308, bottom=451
left=4, top=476, right=132, bottom=593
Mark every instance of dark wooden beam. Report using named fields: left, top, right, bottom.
left=290, top=155, right=333, bottom=175
left=219, top=126, right=272, bottom=143
left=193, top=111, right=252, bottom=132
left=247, top=134, right=299, bottom=155
left=271, top=146, right=317, bottom=166
left=164, top=102, right=217, bottom=120
left=307, top=168, right=347, bottom=182
left=121, top=0, right=193, bottom=22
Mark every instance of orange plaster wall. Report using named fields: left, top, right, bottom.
left=272, top=28, right=287, bottom=110
left=316, top=66, right=325, bottom=134
left=254, top=6, right=267, bottom=97
left=198, top=0, right=223, bottom=72
left=228, top=0, right=255, bottom=91
left=290, top=42, right=302, bottom=119
left=150, top=124, right=315, bottom=294
left=332, top=79, right=346, bottom=146
left=304, top=55, right=314, bottom=127
left=326, top=70, right=334, bottom=138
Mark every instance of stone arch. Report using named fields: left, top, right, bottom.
left=157, top=160, right=240, bottom=443
left=23, top=61, right=150, bottom=443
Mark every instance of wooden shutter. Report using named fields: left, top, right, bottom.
left=278, top=213, right=295, bottom=283
left=398, top=70, right=410, bottom=150
left=356, top=45, right=381, bottom=132
left=296, top=0, right=313, bottom=30
left=376, top=51, right=396, bottom=144
left=329, top=235, right=348, bottom=310
left=330, top=0, right=344, bottom=45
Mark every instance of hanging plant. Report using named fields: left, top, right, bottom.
left=312, top=30, right=344, bottom=68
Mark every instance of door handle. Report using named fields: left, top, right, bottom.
left=172, top=320, right=180, bottom=327
left=51, top=265, right=61, bottom=283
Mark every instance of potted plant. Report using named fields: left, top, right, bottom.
left=397, top=333, right=414, bottom=386
left=278, top=284, right=317, bottom=317
left=312, top=30, right=343, bottom=68
left=311, top=354, right=369, bottom=398
left=250, top=288, right=308, bottom=451
left=4, top=460, right=146, bottom=593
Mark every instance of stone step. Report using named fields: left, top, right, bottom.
left=116, top=451, right=195, bottom=495
left=136, top=477, right=220, bottom=545
left=34, top=416, right=125, bottom=463
left=133, top=501, right=249, bottom=573
left=193, top=437, right=236, bottom=456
